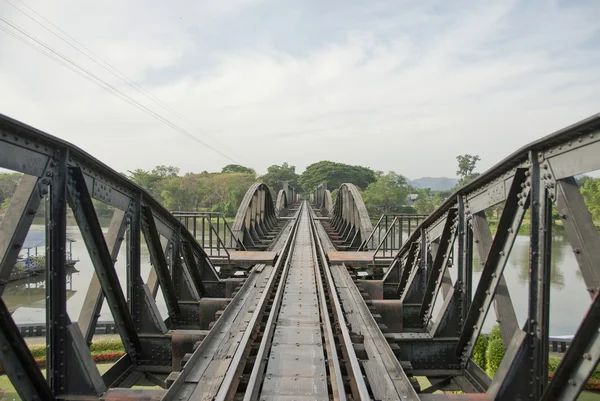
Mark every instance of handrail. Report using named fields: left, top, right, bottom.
left=172, top=211, right=247, bottom=261
left=358, top=213, right=428, bottom=257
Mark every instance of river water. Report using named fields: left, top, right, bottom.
left=6, top=225, right=590, bottom=336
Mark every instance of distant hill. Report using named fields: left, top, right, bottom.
left=409, top=177, right=458, bottom=191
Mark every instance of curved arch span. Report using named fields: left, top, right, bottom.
left=328, top=183, right=373, bottom=249
left=232, top=183, right=279, bottom=249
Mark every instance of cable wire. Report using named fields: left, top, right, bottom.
left=0, top=13, right=241, bottom=164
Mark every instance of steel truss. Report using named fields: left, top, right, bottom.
left=322, top=113, right=600, bottom=400
left=0, top=113, right=225, bottom=400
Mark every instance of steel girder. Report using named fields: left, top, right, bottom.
left=324, top=182, right=373, bottom=249
left=379, top=113, right=600, bottom=399
left=0, top=113, right=221, bottom=399
left=313, top=182, right=334, bottom=215
left=231, top=182, right=282, bottom=249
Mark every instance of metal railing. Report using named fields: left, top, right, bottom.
left=358, top=214, right=428, bottom=260
left=172, top=211, right=246, bottom=261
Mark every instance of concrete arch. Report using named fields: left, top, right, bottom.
left=232, top=183, right=279, bottom=249
left=329, top=183, right=373, bottom=248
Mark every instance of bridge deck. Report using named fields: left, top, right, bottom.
left=259, top=204, right=328, bottom=400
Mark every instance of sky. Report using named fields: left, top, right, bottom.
left=0, top=0, right=599, bottom=179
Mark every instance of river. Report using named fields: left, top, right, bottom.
left=6, top=225, right=590, bottom=336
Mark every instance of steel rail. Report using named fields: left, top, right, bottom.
left=164, top=212, right=298, bottom=399
left=241, top=201, right=308, bottom=401
left=213, top=206, right=302, bottom=401
left=308, top=205, right=371, bottom=400
left=307, top=202, right=347, bottom=401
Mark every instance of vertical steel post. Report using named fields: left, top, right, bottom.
left=46, top=150, right=68, bottom=395
left=528, top=151, right=552, bottom=398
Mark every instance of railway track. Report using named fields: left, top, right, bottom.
left=165, top=201, right=417, bottom=400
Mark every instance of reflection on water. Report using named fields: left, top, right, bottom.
left=471, top=233, right=588, bottom=335
left=5, top=226, right=591, bottom=336
left=3, top=274, right=77, bottom=314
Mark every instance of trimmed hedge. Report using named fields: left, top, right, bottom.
left=488, top=325, right=502, bottom=344
left=486, top=338, right=505, bottom=378
left=476, top=326, right=600, bottom=391
left=473, top=334, right=488, bottom=370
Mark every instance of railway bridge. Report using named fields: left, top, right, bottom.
left=0, top=112, right=599, bottom=401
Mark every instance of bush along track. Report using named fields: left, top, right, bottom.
left=474, top=325, right=600, bottom=391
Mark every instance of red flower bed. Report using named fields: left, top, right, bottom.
left=548, top=373, right=600, bottom=391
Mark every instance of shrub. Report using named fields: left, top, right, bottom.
left=472, top=334, right=488, bottom=370
left=29, top=344, right=46, bottom=359
left=486, top=338, right=505, bottom=378
left=488, top=325, right=502, bottom=344
left=89, top=339, right=124, bottom=353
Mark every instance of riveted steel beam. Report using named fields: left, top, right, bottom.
left=555, top=177, right=600, bottom=297
left=67, top=166, right=141, bottom=358
left=456, top=168, right=528, bottom=365
left=78, top=208, right=127, bottom=345
left=470, top=212, right=518, bottom=346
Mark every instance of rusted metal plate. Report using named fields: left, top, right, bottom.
left=229, top=250, right=277, bottom=264
left=268, top=344, right=326, bottom=377
left=327, top=251, right=378, bottom=266
left=102, top=388, right=166, bottom=401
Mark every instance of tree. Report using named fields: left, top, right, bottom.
left=581, top=178, right=600, bottom=222
left=0, top=172, right=22, bottom=207
left=361, top=172, right=411, bottom=216
left=456, top=154, right=481, bottom=186
left=298, top=161, right=376, bottom=193
left=221, top=164, right=256, bottom=176
left=410, top=188, right=450, bottom=214
left=259, top=163, right=299, bottom=194
left=128, top=166, right=179, bottom=200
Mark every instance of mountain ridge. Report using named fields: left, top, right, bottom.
left=409, top=176, right=458, bottom=191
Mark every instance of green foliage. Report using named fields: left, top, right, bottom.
left=0, top=172, right=22, bottom=210
left=361, top=172, right=411, bottom=216
left=90, top=339, right=124, bottom=353
left=456, top=154, right=481, bottom=187
left=259, top=163, right=300, bottom=194
left=548, top=355, right=600, bottom=381
left=221, top=164, right=256, bottom=176
left=486, top=337, right=505, bottom=378
left=488, top=325, right=502, bottom=343
left=29, top=344, right=46, bottom=358
left=298, top=161, right=376, bottom=193
left=128, top=166, right=256, bottom=217
left=581, top=178, right=600, bottom=222
left=411, top=188, right=450, bottom=214
left=472, top=334, right=488, bottom=370
left=25, top=339, right=124, bottom=361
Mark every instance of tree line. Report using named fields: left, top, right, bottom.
left=1, top=156, right=600, bottom=224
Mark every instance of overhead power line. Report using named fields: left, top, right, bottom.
left=0, top=3, right=243, bottom=164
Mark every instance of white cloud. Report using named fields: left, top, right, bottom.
left=0, top=0, right=598, bottom=179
